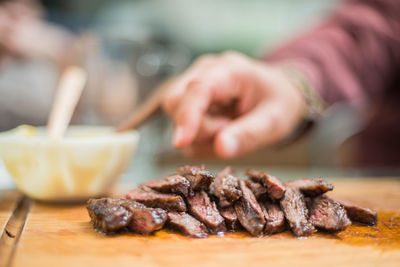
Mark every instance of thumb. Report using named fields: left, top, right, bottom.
left=214, top=101, right=289, bottom=158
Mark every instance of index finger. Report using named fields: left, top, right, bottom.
left=173, top=80, right=211, bottom=148
left=162, top=55, right=216, bottom=116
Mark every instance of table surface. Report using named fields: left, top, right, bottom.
left=1, top=178, right=400, bottom=267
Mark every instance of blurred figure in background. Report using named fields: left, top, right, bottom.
left=0, top=0, right=138, bottom=131
left=2, top=0, right=399, bottom=171
left=0, top=0, right=75, bottom=65
left=0, top=0, right=74, bottom=129
left=162, top=0, right=400, bottom=168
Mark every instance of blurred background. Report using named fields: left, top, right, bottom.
left=1, top=0, right=394, bottom=188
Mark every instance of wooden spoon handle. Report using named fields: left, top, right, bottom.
left=47, top=66, right=87, bottom=138
left=115, top=79, right=173, bottom=132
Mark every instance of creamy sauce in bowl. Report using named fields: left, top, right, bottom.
left=0, top=125, right=139, bottom=202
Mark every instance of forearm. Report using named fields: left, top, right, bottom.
left=266, top=0, right=400, bottom=108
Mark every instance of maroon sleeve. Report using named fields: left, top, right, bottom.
left=266, top=0, right=400, bottom=108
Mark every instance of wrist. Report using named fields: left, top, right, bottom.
left=281, top=65, right=325, bottom=121
left=275, top=64, right=325, bottom=145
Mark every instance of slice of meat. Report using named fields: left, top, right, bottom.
left=167, top=212, right=208, bottom=238
left=187, top=190, right=226, bottom=233
left=87, top=198, right=134, bottom=233
left=218, top=199, right=232, bottom=208
left=128, top=207, right=168, bottom=235
left=336, top=199, right=377, bottom=226
left=234, top=180, right=266, bottom=236
left=309, top=196, right=351, bottom=232
left=261, top=202, right=286, bottom=235
left=287, top=178, right=333, bottom=197
left=177, top=165, right=215, bottom=191
left=219, top=206, right=239, bottom=231
left=143, top=174, right=191, bottom=197
left=304, top=197, right=312, bottom=209
left=87, top=198, right=167, bottom=235
left=246, top=170, right=265, bottom=184
left=246, top=170, right=286, bottom=200
left=280, top=187, right=315, bottom=237
left=245, top=180, right=267, bottom=200
left=212, top=166, right=242, bottom=205
left=126, top=186, right=187, bottom=212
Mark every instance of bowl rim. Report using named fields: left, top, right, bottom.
left=0, top=125, right=139, bottom=145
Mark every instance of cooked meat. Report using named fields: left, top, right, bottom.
left=87, top=198, right=134, bottom=233
left=88, top=165, right=377, bottom=239
left=336, top=199, right=377, bottom=226
left=245, top=180, right=267, bottom=200
left=246, top=170, right=286, bottom=200
left=128, top=207, right=168, bottom=235
left=87, top=198, right=167, bottom=235
left=211, top=166, right=242, bottom=205
left=167, top=212, right=208, bottom=238
left=309, top=196, right=351, bottom=232
left=187, top=190, right=226, bottom=233
left=234, top=180, right=266, bottom=236
left=304, top=197, right=312, bottom=210
left=261, top=201, right=286, bottom=235
left=287, top=178, right=333, bottom=197
left=280, top=187, right=315, bottom=237
left=126, top=186, right=187, bottom=212
left=217, top=199, right=233, bottom=208
left=219, top=206, right=239, bottom=231
left=177, top=165, right=215, bottom=191
left=265, top=175, right=286, bottom=200
left=246, top=170, right=265, bottom=184
left=143, top=174, right=191, bottom=197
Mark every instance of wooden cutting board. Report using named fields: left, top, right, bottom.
left=1, top=178, right=400, bottom=267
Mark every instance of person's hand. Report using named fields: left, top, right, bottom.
left=0, top=1, right=75, bottom=66
left=162, top=51, right=306, bottom=158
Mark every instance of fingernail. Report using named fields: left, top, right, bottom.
left=221, top=133, right=238, bottom=158
left=173, top=126, right=185, bottom=148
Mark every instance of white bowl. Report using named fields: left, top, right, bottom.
left=0, top=125, right=139, bottom=202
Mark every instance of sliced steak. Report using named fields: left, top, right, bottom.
left=212, top=166, right=242, bottom=205
left=126, top=185, right=186, bottom=212
left=167, top=212, right=208, bottom=238
left=87, top=198, right=167, bottom=235
left=187, top=190, right=226, bottom=233
left=280, top=187, right=315, bottom=237
left=245, top=180, right=267, bottom=200
left=218, top=199, right=233, bottom=208
left=246, top=170, right=286, bottom=200
left=177, top=165, right=215, bottom=191
left=87, top=198, right=134, bottom=233
left=234, top=180, right=266, bottom=236
left=261, top=202, right=286, bottom=235
left=128, top=207, right=168, bottom=235
left=246, top=170, right=265, bottom=184
left=336, top=199, right=377, bottom=226
left=219, top=206, right=239, bottom=231
left=309, top=196, right=351, bottom=232
left=143, top=174, right=191, bottom=197
left=287, top=178, right=333, bottom=197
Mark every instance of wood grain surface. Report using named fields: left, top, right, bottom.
left=0, top=191, right=30, bottom=266
left=0, top=191, right=19, bottom=232
left=1, top=179, right=400, bottom=267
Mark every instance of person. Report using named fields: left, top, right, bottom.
left=162, top=0, right=400, bottom=167
left=0, top=0, right=138, bottom=130
left=0, top=0, right=79, bottom=130
left=0, top=0, right=76, bottom=66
